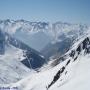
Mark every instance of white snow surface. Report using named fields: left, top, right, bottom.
left=5, top=36, right=90, bottom=90
left=0, top=44, right=33, bottom=84
left=9, top=52, right=90, bottom=90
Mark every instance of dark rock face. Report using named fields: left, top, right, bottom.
left=83, top=37, right=90, bottom=54
left=82, top=37, right=89, bottom=49
left=76, top=37, right=90, bottom=55
left=0, top=30, right=5, bottom=55
left=21, top=51, right=45, bottom=69
left=66, top=59, right=71, bottom=66
left=74, top=56, right=78, bottom=61
left=69, top=50, right=75, bottom=57
left=48, top=66, right=65, bottom=88
left=76, top=45, right=81, bottom=55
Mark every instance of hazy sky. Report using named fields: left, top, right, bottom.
left=0, top=0, right=90, bottom=24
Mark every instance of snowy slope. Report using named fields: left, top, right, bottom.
left=6, top=33, right=90, bottom=90
left=0, top=44, right=32, bottom=84
left=51, top=55, right=90, bottom=90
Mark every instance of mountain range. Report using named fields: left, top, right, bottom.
left=0, top=19, right=90, bottom=90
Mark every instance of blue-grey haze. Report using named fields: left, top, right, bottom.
left=0, top=0, right=90, bottom=24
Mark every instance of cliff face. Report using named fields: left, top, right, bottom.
left=0, top=30, right=5, bottom=55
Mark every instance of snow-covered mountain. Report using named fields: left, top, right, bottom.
left=5, top=32, right=46, bottom=69
left=0, top=20, right=89, bottom=58
left=0, top=44, right=31, bottom=84
left=8, top=33, right=90, bottom=90
left=0, top=19, right=51, bottom=51
left=0, top=19, right=90, bottom=90
left=0, top=28, right=46, bottom=84
left=41, top=22, right=90, bottom=58
left=0, top=29, right=46, bottom=69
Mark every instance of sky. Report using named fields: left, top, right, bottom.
left=0, top=0, right=90, bottom=24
